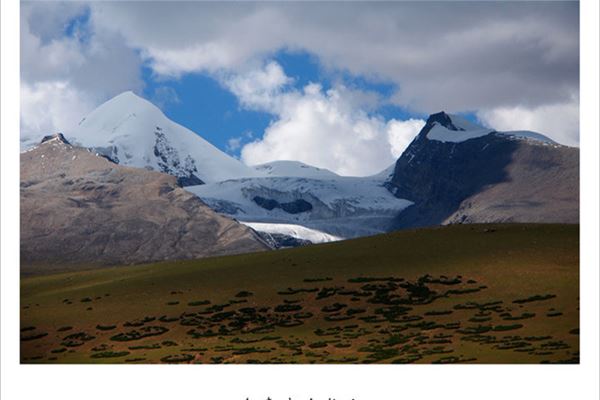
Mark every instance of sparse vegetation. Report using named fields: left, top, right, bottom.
left=20, top=224, right=579, bottom=364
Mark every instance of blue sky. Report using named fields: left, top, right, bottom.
left=142, top=50, right=435, bottom=158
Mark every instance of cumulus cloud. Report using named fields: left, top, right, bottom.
left=20, top=81, right=96, bottom=149
left=477, top=97, right=580, bottom=147
left=226, top=137, right=243, bottom=153
left=21, top=1, right=579, bottom=154
left=89, top=1, right=579, bottom=115
left=20, top=2, right=143, bottom=141
left=387, top=119, right=427, bottom=158
left=228, top=63, right=424, bottom=176
left=222, top=61, right=292, bottom=111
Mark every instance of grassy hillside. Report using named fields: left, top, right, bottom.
left=21, top=223, right=579, bottom=364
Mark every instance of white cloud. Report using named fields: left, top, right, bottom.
left=222, top=61, right=292, bottom=111
left=386, top=119, right=426, bottom=158
left=477, top=98, right=579, bottom=147
left=21, top=1, right=579, bottom=153
left=89, top=1, right=579, bottom=116
left=20, top=81, right=96, bottom=149
left=20, top=2, right=143, bottom=142
left=226, top=137, right=242, bottom=153
left=230, top=63, right=424, bottom=176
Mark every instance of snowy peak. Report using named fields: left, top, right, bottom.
left=426, top=111, right=486, bottom=132
left=421, top=111, right=494, bottom=143
left=66, top=91, right=260, bottom=184
left=253, top=160, right=339, bottom=179
left=425, top=111, right=462, bottom=131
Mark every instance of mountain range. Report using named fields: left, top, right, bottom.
left=20, top=133, right=268, bottom=274
left=20, top=92, right=579, bottom=270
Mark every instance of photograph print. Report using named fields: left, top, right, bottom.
left=20, top=1, right=580, bottom=365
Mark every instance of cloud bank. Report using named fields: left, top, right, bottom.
left=220, top=62, right=423, bottom=176
left=21, top=1, right=579, bottom=173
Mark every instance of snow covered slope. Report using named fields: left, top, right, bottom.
left=64, top=91, right=260, bottom=184
left=426, top=113, right=494, bottom=143
left=253, top=160, right=339, bottom=179
left=187, top=172, right=412, bottom=239
left=497, top=130, right=556, bottom=144
left=424, top=113, right=556, bottom=145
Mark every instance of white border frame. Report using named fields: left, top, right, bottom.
left=2, top=1, right=598, bottom=399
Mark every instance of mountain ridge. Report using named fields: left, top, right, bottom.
left=20, top=134, right=270, bottom=274
left=21, top=94, right=579, bottom=248
left=386, top=112, right=578, bottom=229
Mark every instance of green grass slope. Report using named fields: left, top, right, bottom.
left=21, top=224, right=579, bottom=364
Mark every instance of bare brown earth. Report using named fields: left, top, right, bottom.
left=20, top=135, right=269, bottom=275
left=445, top=141, right=579, bottom=224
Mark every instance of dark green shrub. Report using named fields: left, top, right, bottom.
left=110, top=326, right=168, bottom=342
left=513, top=294, right=556, bottom=304
left=96, top=324, right=116, bottom=331
left=90, top=351, right=130, bottom=359
left=188, top=300, right=210, bottom=306
left=274, top=304, right=302, bottom=313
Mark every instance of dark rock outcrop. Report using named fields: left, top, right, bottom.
left=387, top=112, right=579, bottom=229
left=252, top=196, right=313, bottom=214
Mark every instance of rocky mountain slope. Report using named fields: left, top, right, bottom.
left=20, top=134, right=269, bottom=274
left=387, top=112, right=579, bottom=229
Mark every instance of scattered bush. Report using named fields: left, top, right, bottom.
left=274, top=304, right=302, bottom=313
left=61, top=332, right=95, bottom=347
left=304, top=277, right=332, bottom=283
left=321, top=303, right=347, bottom=313
left=513, top=294, right=556, bottom=304
left=57, top=326, right=72, bottom=332
left=90, top=351, right=130, bottom=359
left=188, top=300, right=210, bottom=306
left=21, top=331, right=48, bottom=341
left=96, top=324, right=116, bottom=331
left=492, top=324, right=523, bottom=332
left=110, top=326, right=169, bottom=342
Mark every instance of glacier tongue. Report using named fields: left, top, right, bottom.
left=240, top=221, right=342, bottom=244
left=64, top=91, right=260, bottom=184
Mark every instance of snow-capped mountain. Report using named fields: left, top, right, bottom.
left=63, top=91, right=260, bottom=185
left=387, top=112, right=578, bottom=228
left=21, top=91, right=577, bottom=247
left=21, top=91, right=410, bottom=244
